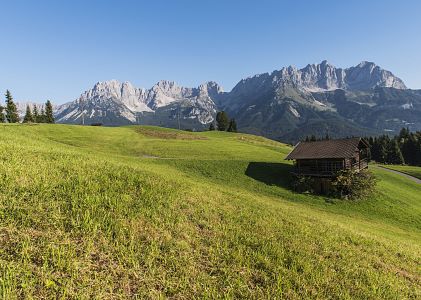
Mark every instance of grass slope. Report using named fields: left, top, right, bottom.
left=0, top=124, right=420, bottom=299
left=381, top=164, right=421, bottom=180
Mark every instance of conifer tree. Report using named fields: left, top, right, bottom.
left=227, top=118, right=237, bottom=132
left=33, top=105, right=40, bottom=122
left=5, top=90, right=19, bottom=123
left=208, top=123, right=215, bottom=131
left=23, top=105, right=34, bottom=123
left=39, top=107, right=46, bottom=123
left=386, top=139, right=404, bottom=165
left=401, top=133, right=419, bottom=165
left=0, top=105, right=5, bottom=123
left=45, top=100, right=55, bottom=123
left=216, top=111, right=229, bottom=131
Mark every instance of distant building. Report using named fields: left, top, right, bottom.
left=285, top=138, right=370, bottom=193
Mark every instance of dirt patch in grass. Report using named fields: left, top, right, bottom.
left=136, top=127, right=208, bottom=140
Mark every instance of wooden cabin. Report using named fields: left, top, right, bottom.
left=285, top=138, right=369, bottom=177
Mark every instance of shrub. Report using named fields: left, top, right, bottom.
left=331, top=169, right=377, bottom=200
left=292, top=175, right=315, bottom=193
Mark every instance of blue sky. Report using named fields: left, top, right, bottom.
left=1, top=0, right=420, bottom=104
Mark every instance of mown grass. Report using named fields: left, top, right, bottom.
left=381, top=164, right=421, bottom=180
left=0, top=124, right=420, bottom=299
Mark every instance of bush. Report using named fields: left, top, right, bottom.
left=292, top=175, right=315, bottom=193
left=331, top=169, right=377, bottom=200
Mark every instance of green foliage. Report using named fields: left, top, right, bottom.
left=208, top=122, right=215, bottom=131
left=368, top=128, right=421, bottom=166
left=0, top=125, right=419, bottom=298
left=292, top=175, right=314, bottom=193
left=216, top=111, right=229, bottom=131
left=0, top=105, right=5, bottom=123
left=32, top=105, right=40, bottom=123
left=45, top=100, right=55, bottom=123
left=4, top=90, right=19, bottom=123
left=227, top=118, right=237, bottom=132
left=331, top=169, right=377, bottom=200
left=39, top=107, right=47, bottom=123
left=23, top=105, right=34, bottom=123
left=386, top=139, right=404, bottom=164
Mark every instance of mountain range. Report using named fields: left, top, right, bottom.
left=28, top=60, right=421, bottom=142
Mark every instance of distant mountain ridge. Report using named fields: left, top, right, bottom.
left=49, top=61, right=420, bottom=142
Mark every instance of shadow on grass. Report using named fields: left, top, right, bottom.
left=245, top=162, right=293, bottom=189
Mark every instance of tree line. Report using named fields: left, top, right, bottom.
left=0, top=90, right=55, bottom=124
left=209, top=111, right=237, bottom=132
left=367, top=128, right=421, bottom=166
left=303, top=127, right=421, bottom=167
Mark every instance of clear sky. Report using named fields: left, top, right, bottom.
left=1, top=0, right=420, bottom=104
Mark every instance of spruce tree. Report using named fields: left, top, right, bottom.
left=23, top=105, right=34, bottom=123
left=0, top=106, right=5, bottom=123
left=216, top=111, right=229, bottom=131
left=39, top=107, right=46, bottom=123
left=227, top=118, right=237, bottom=132
left=45, top=100, right=55, bottom=123
left=5, top=90, right=19, bottom=123
left=386, top=139, right=404, bottom=164
left=33, top=105, right=40, bottom=122
left=208, top=123, right=215, bottom=131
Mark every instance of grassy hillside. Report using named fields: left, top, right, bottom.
left=381, top=164, right=421, bottom=180
left=0, top=124, right=420, bottom=299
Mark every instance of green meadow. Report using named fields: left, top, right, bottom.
left=0, top=124, right=420, bottom=299
left=381, top=164, right=421, bottom=180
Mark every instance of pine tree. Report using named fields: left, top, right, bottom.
left=227, top=118, right=237, bottom=132
left=0, top=106, right=5, bottom=123
left=386, top=139, right=404, bottom=164
left=23, top=105, right=34, bottom=123
left=208, top=123, right=215, bottom=131
left=398, top=127, right=410, bottom=142
left=5, top=90, right=19, bottom=123
left=33, top=105, right=40, bottom=123
left=45, top=100, right=55, bottom=123
left=401, top=133, right=418, bottom=165
left=39, top=107, right=46, bottom=123
left=216, top=111, right=229, bottom=131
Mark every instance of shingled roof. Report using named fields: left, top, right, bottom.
left=285, top=138, right=369, bottom=160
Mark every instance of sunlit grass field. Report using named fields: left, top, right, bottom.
left=0, top=124, right=420, bottom=299
left=381, top=164, right=421, bottom=180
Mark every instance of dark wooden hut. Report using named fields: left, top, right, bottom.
left=285, top=138, right=369, bottom=178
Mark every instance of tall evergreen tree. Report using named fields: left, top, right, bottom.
left=401, top=134, right=418, bottom=165
left=5, top=90, right=19, bottom=123
left=216, top=111, right=229, bottom=131
left=23, top=105, right=34, bottom=123
left=0, top=105, right=5, bottom=123
left=45, top=100, right=55, bottom=123
left=386, top=139, right=404, bottom=165
left=33, top=105, right=40, bottom=122
left=39, top=107, right=46, bottom=123
left=227, top=118, right=237, bottom=132
left=208, top=123, right=215, bottom=131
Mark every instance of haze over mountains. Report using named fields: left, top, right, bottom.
left=34, top=61, right=421, bottom=142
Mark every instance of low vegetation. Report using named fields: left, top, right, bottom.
left=0, top=124, right=420, bottom=298
left=331, top=169, right=377, bottom=200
